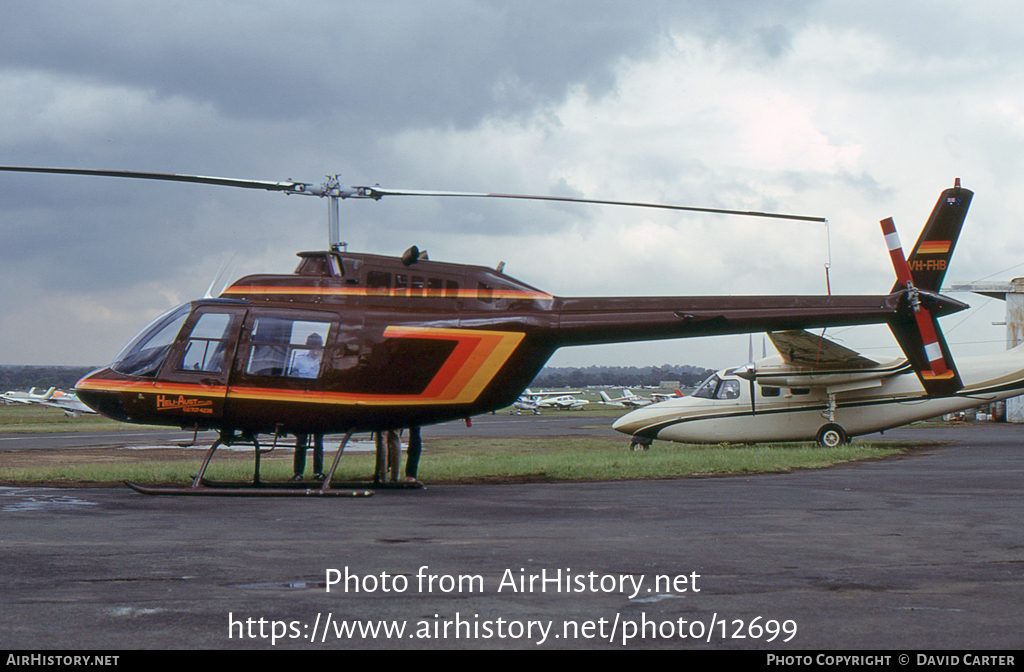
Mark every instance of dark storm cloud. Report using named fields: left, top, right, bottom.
left=0, top=1, right=822, bottom=283
left=2, top=1, right=845, bottom=364
left=0, top=1, right=815, bottom=130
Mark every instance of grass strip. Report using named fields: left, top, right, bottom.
left=0, top=437, right=903, bottom=487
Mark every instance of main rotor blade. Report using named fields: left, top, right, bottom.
left=357, top=186, right=827, bottom=222
left=0, top=166, right=312, bottom=194
left=0, top=166, right=826, bottom=222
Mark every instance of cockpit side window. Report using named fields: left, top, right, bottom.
left=692, top=375, right=721, bottom=399
left=716, top=380, right=741, bottom=400
left=111, top=304, right=191, bottom=378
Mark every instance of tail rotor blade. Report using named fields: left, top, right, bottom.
left=912, top=306, right=949, bottom=378
left=881, top=217, right=960, bottom=392
left=881, top=217, right=914, bottom=288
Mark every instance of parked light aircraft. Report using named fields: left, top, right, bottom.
left=537, top=394, right=590, bottom=410
left=598, top=389, right=653, bottom=408
left=0, top=387, right=96, bottom=417
left=614, top=179, right=983, bottom=448
left=613, top=329, right=1024, bottom=448
left=521, top=388, right=582, bottom=399
left=509, top=395, right=541, bottom=415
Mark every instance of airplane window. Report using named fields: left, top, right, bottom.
left=111, top=303, right=191, bottom=378
left=179, top=313, right=234, bottom=373
left=246, top=317, right=331, bottom=379
left=761, top=386, right=781, bottom=397
left=692, top=375, right=721, bottom=399
left=716, top=380, right=741, bottom=399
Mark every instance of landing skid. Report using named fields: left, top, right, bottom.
left=124, top=428, right=407, bottom=497
left=123, top=481, right=373, bottom=497
left=195, top=477, right=425, bottom=490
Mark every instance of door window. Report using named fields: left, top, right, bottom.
left=179, top=313, right=235, bottom=373
left=246, top=317, right=331, bottom=379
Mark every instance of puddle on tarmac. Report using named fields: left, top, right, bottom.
left=0, top=487, right=99, bottom=512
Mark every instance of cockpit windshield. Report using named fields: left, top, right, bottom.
left=111, top=303, right=191, bottom=377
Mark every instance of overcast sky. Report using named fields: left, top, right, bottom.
left=2, top=1, right=1023, bottom=371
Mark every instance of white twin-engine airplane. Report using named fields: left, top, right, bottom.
left=538, top=394, right=590, bottom=410
left=614, top=179, right=1009, bottom=448
left=0, top=387, right=96, bottom=417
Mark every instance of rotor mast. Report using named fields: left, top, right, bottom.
left=324, top=176, right=344, bottom=251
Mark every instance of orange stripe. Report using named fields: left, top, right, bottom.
left=221, top=285, right=553, bottom=301
left=419, top=335, right=482, bottom=397
left=916, top=241, right=951, bottom=255
left=77, top=378, right=228, bottom=397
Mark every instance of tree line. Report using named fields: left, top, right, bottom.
left=530, top=364, right=714, bottom=389
left=0, top=366, right=98, bottom=391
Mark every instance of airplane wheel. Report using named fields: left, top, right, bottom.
left=630, top=436, right=652, bottom=451
left=816, top=424, right=847, bottom=448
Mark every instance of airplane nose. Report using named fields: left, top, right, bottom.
left=612, top=410, right=648, bottom=435
left=612, top=400, right=687, bottom=437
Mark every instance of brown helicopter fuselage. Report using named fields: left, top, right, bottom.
left=75, top=250, right=961, bottom=435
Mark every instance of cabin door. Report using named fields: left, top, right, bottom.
left=153, top=305, right=248, bottom=421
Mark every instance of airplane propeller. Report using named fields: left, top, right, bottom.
left=880, top=217, right=953, bottom=381
left=734, top=334, right=758, bottom=416
left=0, top=166, right=827, bottom=251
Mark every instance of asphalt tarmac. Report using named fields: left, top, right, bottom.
left=0, top=412, right=613, bottom=452
left=0, top=421, right=1021, bottom=650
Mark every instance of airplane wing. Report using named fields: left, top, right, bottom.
left=767, top=330, right=880, bottom=370
left=523, top=389, right=581, bottom=398
left=36, top=398, right=96, bottom=414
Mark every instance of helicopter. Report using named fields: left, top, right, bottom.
left=0, top=166, right=971, bottom=496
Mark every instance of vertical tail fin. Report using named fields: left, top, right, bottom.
left=882, top=182, right=969, bottom=397
left=892, top=178, right=973, bottom=293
